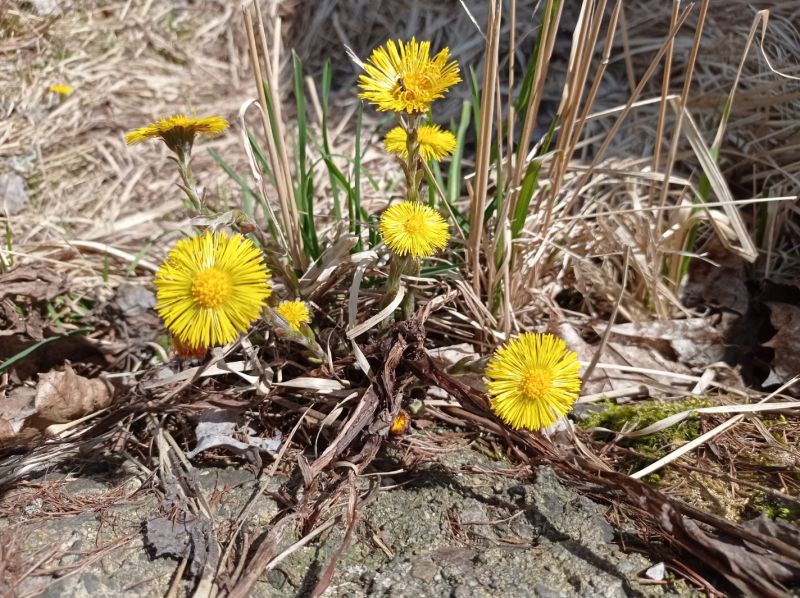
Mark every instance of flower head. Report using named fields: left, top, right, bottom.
left=275, top=300, right=311, bottom=332
left=171, top=335, right=208, bottom=360
left=154, top=231, right=271, bottom=350
left=390, top=410, right=410, bottom=436
left=125, top=114, right=228, bottom=152
left=485, top=333, right=582, bottom=431
left=385, top=125, right=456, bottom=162
left=379, top=201, right=449, bottom=259
left=358, top=38, right=461, bottom=113
left=48, top=84, right=73, bottom=96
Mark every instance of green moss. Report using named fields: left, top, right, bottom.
left=749, top=492, right=800, bottom=523
left=580, top=397, right=712, bottom=457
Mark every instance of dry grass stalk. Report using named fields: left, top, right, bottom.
left=242, top=2, right=305, bottom=269
left=467, top=0, right=501, bottom=299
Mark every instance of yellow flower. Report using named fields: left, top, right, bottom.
left=125, top=114, right=228, bottom=152
left=48, top=84, right=73, bottom=96
left=154, top=231, right=271, bottom=350
left=275, top=300, right=311, bottom=332
left=384, top=125, right=457, bottom=162
left=485, top=333, right=582, bottom=431
left=171, top=335, right=208, bottom=360
left=390, top=410, right=410, bottom=436
left=379, top=201, right=449, bottom=259
left=358, top=38, right=461, bottom=113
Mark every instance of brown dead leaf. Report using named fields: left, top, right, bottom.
left=0, top=418, right=14, bottom=442
left=681, top=237, right=748, bottom=315
left=763, top=302, right=800, bottom=385
left=601, top=316, right=728, bottom=367
left=0, top=327, right=109, bottom=384
left=0, top=386, right=37, bottom=438
left=0, top=264, right=65, bottom=303
left=32, top=364, right=111, bottom=424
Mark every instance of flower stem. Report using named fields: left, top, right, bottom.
left=382, top=253, right=410, bottom=309
left=404, top=115, right=423, bottom=203
left=174, top=144, right=202, bottom=212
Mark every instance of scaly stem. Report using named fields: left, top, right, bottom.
left=382, top=253, right=410, bottom=309
left=404, top=115, right=423, bottom=203
left=174, top=144, right=202, bottom=213
left=401, top=259, right=419, bottom=319
left=382, top=114, right=424, bottom=313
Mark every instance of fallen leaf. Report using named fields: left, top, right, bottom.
left=0, top=418, right=14, bottom=442
left=0, top=327, right=108, bottom=385
left=0, top=264, right=65, bottom=303
left=681, top=237, right=748, bottom=315
left=0, top=386, right=37, bottom=435
left=186, top=409, right=281, bottom=459
left=144, top=475, right=219, bottom=577
left=600, top=316, right=728, bottom=367
left=32, top=364, right=111, bottom=424
left=763, top=302, right=800, bottom=385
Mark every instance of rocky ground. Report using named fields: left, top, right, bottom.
left=1, top=448, right=696, bottom=597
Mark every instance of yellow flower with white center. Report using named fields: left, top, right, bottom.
left=154, top=231, right=271, bottom=350
left=384, top=125, right=457, bottom=162
left=379, top=201, right=449, bottom=259
left=125, top=114, right=228, bottom=152
left=485, top=333, right=582, bottom=431
left=275, top=300, right=311, bottom=332
left=358, top=38, right=461, bottom=114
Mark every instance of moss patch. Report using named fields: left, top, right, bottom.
left=580, top=397, right=712, bottom=459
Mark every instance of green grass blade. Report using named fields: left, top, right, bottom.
left=292, top=52, right=320, bottom=260
left=246, top=131, right=277, bottom=187
left=349, top=104, right=364, bottom=250
left=448, top=100, right=472, bottom=206
left=511, top=116, right=557, bottom=238
left=320, top=59, right=342, bottom=221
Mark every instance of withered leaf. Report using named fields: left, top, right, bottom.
left=0, top=386, right=37, bottom=435
left=186, top=409, right=281, bottom=459
left=601, top=317, right=728, bottom=367
left=33, top=364, right=112, bottom=424
left=681, top=237, right=748, bottom=315
left=145, top=513, right=216, bottom=576
left=0, top=264, right=65, bottom=303
left=764, top=302, right=800, bottom=385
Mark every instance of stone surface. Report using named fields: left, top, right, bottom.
left=0, top=450, right=698, bottom=597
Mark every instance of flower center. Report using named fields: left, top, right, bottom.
left=401, top=72, right=433, bottom=93
left=520, top=369, right=552, bottom=401
left=191, top=268, right=232, bottom=308
left=403, top=212, right=426, bottom=235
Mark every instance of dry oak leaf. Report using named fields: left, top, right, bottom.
left=33, top=364, right=112, bottom=424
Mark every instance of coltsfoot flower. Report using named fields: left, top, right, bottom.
left=485, top=333, right=582, bottom=431
left=125, top=114, right=228, bottom=152
left=48, top=84, right=73, bottom=96
left=379, top=201, right=449, bottom=259
left=358, top=38, right=461, bottom=114
left=275, top=300, right=311, bottom=332
left=154, top=231, right=271, bottom=350
left=384, top=125, right=456, bottom=162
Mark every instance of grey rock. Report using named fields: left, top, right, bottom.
left=1, top=456, right=699, bottom=598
